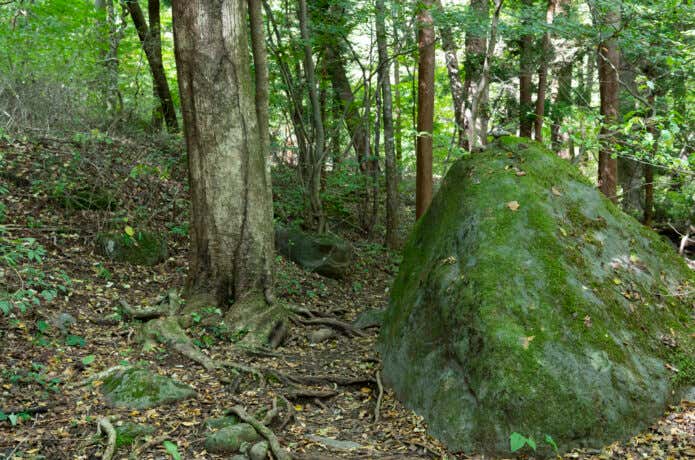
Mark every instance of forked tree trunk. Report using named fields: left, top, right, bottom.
left=416, top=0, right=435, bottom=219
left=463, top=0, right=491, bottom=150
left=126, top=0, right=178, bottom=133
left=377, top=0, right=399, bottom=248
left=171, top=0, right=274, bottom=320
left=435, top=0, right=466, bottom=149
left=597, top=3, right=620, bottom=202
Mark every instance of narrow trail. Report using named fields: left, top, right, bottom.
left=0, top=138, right=692, bottom=459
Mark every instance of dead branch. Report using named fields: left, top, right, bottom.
left=228, top=405, right=292, bottom=460
left=97, top=417, right=117, bottom=460
left=284, top=389, right=338, bottom=400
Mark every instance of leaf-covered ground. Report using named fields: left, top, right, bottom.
left=0, top=136, right=693, bottom=459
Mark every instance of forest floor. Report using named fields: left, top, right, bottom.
left=0, top=136, right=693, bottom=460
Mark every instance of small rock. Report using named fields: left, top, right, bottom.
left=96, top=231, right=168, bottom=266
left=275, top=226, right=354, bottom=278
left=309, top=328, right=335, bottom=343
left=101, top=367, right=196, bottom=409
left=353, top=308, right=385, bottom=329
left=205, top=423, right=260, bottom=454
left=49, top=312, right=76, bottom=335
left=248, top=440, right=269, bottom=460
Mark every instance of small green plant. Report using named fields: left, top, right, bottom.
left=510, top=432, right=560, bottom=456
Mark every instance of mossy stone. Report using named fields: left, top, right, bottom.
left=96, top=231, right=168, bottom=266
left=204, top=423, right=260, bottom=454
left=275, top=226, right=354, bottom=278
left=115, top=422, right=155, bottom=448
left=204, top=415, right=240, bottom=430
left=379, top=137, right=694, bottom=457
left=101, top=367, right=196, bottom=409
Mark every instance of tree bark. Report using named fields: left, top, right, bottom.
left=617, top=59, right=642, bottom=215
left=125, top=0, right=178, bottom=133
left=377, top=0, right=399, bottom=248
left=171, top=0, right=274, bottom=317
left=519, top=0, right=534, bottom=139
left=393, top=1, right=403, bottom=164
left=416, top=0, right=435, bottom=219
left=435, top=0, right=466, bottom=149
left=597, top=3, right=620, bottom=202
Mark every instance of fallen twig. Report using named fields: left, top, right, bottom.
left=229, top=405, right=292, bottom=460
left=97, top=417, right=117, bottom=460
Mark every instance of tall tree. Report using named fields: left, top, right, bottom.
left=125, top=0, right=178, bottom=132
left=416, top=0, right=435, bottom=219
left=596, top=1, right=620, bottom=202
left=171, top=0, right=277, bottom=339
left=519, top=0, right=535, bottom=138
left=376, top=0, right=399, bottom=248
left=533, top=0, right=554, bottom=141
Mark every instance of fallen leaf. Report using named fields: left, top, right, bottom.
left=507, top=201, right=520, bottom=211
left=520, top=336, right=535, bottom=349
left=584, top=315, right=592, bottom=327
left=551, top=186, right=562, bottom=196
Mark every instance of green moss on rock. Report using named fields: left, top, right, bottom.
left=96, top=231, right=168, bottom=266
left=378, top=137, right=694, bottom=457
left=101, top=367, right=196, bottom=409
left=204, top=423, right=260, bottom=454
left=115, top=422, right=155, bottom=448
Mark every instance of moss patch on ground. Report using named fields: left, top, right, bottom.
left=379, top=137, right=694, bottom=457
left=101, top=367, right=196, bottom=409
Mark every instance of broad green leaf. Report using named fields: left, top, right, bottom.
left=162, top=440, right=181, bottom=460
left=510, top=432, right=527, bottom=452
left=81, top=355, right=95, bottom=365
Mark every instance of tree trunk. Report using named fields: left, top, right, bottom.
left=96, top=0, right=124, bottom=120
left=519, top=0, right=534, bottom=139
left=551, top=62, right=572, bottom=151
left=597, top=3, right=620, bottom=202
left=125, top=0, right=178, bottom=133
left=171, top=0, right=274, bottom=323
left=377, top=0, right=399, bottom=248
left=463, top=0, right=490, bottom=150
left=435, top=0, right=466, bottom=149
left=617, top=60, right=642, bottom=215
left=393, top=1, right=403, bottom=164
left=416, top=0, right=435, bottom=219
left=298, top=0, right=326, bottom=233
left=533, top=0, right=554, bottom=142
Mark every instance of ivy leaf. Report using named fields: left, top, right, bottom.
left=510, top=432, right=527, bottom=452
left=162, top=440, right=182, bottom=460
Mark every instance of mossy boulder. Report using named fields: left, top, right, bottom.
left=101, top=367, right=196, bottom=409
left=96, top=231, right=168, bottom=266
left=379, top=137, right=694, bottom=457
left=204, top=422, right=260, bottom=454
left=275, top=226, right=353, bottom=278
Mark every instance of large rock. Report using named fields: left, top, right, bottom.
left=101, top=367, right=196, bottom=409
left=96, top=231, right=168, bottom=266
left=275, top=226, right=353, bottom=278
left=379, top=137, right=694, bottom=457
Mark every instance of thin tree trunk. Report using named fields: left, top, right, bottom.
left=519, top=0, right=534, bottom=138
left=125, top=0, right=178, bottom=133
left=533, top=0, right=554, bottom=141
left=377, top=0, right=399, bottom=248
left=435, top=0, right=466, bottom=149
left=551, top=62, right=572, bottom=151
left=597, top=3, right=620, bottom=202
left=416, top=0, right=435, bottom=219
left=618, top=59, right=642, bottom=215
left=298, top=0, right=326, bottom=233
left=171, top=0, right=274, bottom=324
left=392, top=1, right=403, bottom=164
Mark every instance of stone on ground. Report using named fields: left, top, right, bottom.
left=101, top=367, right=196, bottom=409
left=204, top=422, right=260, bottom=454
left=96, top=231, right=168, bottom=266
left=379, top=137, right=694, bottom=457
left=115, top=422, right=155, bottom=448
left=275, top=226, right=353, bottom=278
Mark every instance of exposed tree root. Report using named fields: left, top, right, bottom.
left=97, top=417, right=117, bottom=460
left=68, top=365, right=126, bottom=389
left=229, top=405, right=292, bottom=460
left=288, top=305, right=365, bottom=337
left=374, top=370, right=384, bottom=424
left=284, top=389, right=337, bottom=400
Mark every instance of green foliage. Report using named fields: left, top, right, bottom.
left=162, top=440, right=182, bottom=460
left=510, top=432, right=536, bottom=453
